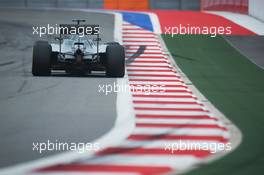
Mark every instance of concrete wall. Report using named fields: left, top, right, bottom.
left=249, top=0, right=264, bottom=22
left=0, top=0, right=104, bottom=9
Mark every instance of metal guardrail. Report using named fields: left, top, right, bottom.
left=149, top=0, right=200, bottom=10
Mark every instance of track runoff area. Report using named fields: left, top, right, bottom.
left=14, top=11, right=243, bottom=175
left=160, top=12, right=264, bottom=175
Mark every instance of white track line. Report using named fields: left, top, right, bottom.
left=134, top=111, right=210, bottom=116
left=132, top=128, right=230, bottom=137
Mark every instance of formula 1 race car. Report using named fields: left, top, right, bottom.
left=32, top=19, right=125, bottom=77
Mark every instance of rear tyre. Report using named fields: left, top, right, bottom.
left=32, top=41, right=52, bottom=76
left=106, top=45, right=125, bottom=77
left=106, top=42, right=120, bottom=46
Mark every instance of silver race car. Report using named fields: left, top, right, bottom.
left=32, top=20, right=125, bottom=77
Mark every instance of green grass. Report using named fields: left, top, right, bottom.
left=162, top=34, right=264, bottom=175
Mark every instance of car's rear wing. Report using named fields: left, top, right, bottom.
left=59, top=24, right=100, bottom=36
left=57, top=20, right=101, bottom=56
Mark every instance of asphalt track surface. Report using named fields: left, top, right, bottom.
left=0, top=9, right=117, bottom=168
left=24, top=19, right=234, bottom=175
left=224, top=36, right=264, bottom=69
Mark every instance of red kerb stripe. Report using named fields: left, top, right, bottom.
left=126, top=65, right=171, bottom=68
left=135, top=114, right=217, bottom=120
left=128, top=134, right=228, bottom=142
left=135, top=123, right=227, bottom=131
left=129, top=79, right=183, bottom=82
left=132, top=94, right=195, bottom=98
left=133, top=101, right=200, bottom=105
left=128, top=74, right=178, bottom=78
left=36, top=164, right=172, bottom=174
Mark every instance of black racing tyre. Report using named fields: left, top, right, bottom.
left=32, top=41, right=52, bottom=76
left=106, top=45, right=125, bottom=77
